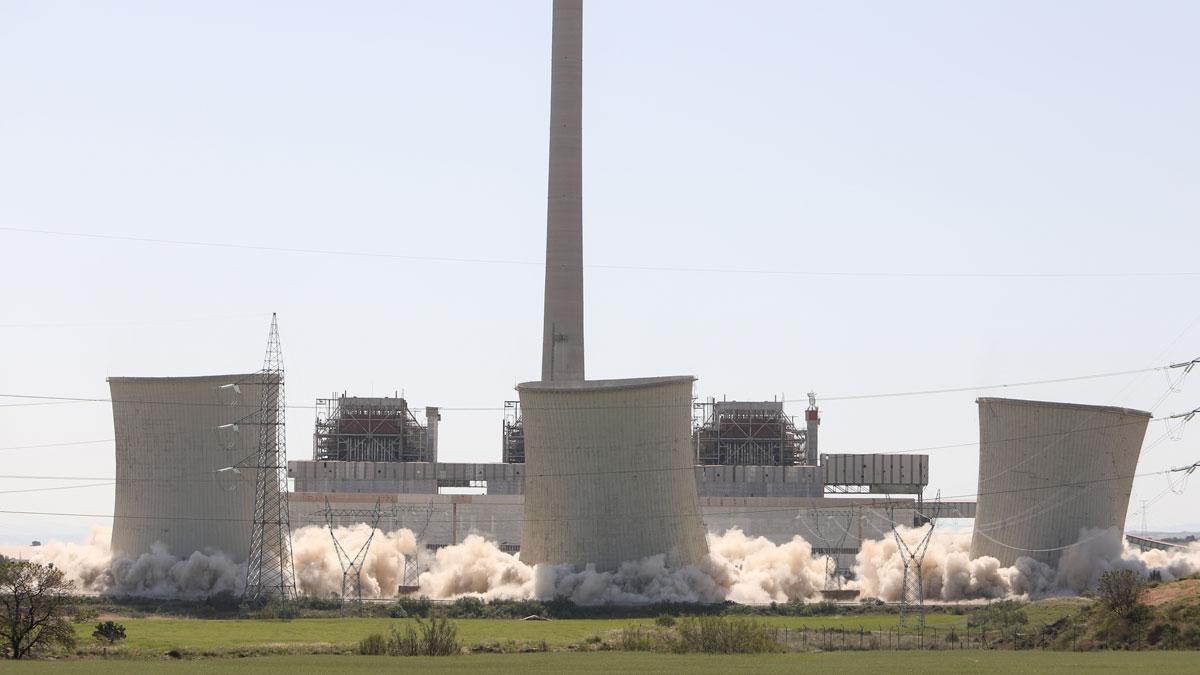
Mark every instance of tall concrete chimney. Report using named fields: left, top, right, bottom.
left=541, top=0, right=585, bottom=382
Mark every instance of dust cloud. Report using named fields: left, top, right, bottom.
left=27, top=525, right=1200, bottom=603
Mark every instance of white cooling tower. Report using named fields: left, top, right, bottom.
left=109, top=374, right=264, bottom=562
left=969, top=397, right=1151, bottom=567
left=518, top=376, right=709, bottom=569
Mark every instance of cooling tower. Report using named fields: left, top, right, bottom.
left=969, top=397, right=1151, bottom=567
left=518, top=376, right=709, bottom=569
left=109, top=374, right=264, bottom=562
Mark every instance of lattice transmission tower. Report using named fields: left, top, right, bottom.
left=321, top=497, right=383, bottom=611
left=244, top=313, right=297, bottom=601
left=891, top=490, right=939, bottom=627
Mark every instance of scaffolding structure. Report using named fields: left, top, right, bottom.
left=313, top=396, right=429, bottom=462
left=501, top=400, right=524, bottom=463
left=693, top=399, right=808, bottom=466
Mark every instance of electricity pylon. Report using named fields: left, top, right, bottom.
left=244, top=313, right=297, bottom=601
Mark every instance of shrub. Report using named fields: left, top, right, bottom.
left=358, top=632, right=387, bottom=655
left=377, top=615, right=463, bottom=656
left=968, top=601, right=1028, bottom=635
left=673, top=616, right=785, bottom=654
left=390, top=597, right=431, bottom=619
left=618, top=625, right=662, bottom=651
left=944, top=628, right=959, bottom=644
left=447, top=596, right=486, bottom=618
left=92, top=621, right=126, bottom=645
left=1097, top=570, right=1145, bottom=616
left=655, top=615, right=676, bottom=627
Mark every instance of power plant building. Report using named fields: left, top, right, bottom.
left=109, top=374, right=264, bottom=563
left=969, top=397, right=1151, bottom=567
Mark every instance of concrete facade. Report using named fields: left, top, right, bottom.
left=518, top=376, right=709, bottom=569
left=541, top=0, right=585, bottom=382
left=969, top=397, right=1151, bottom=567
left=109, top=374, right=264, bottom=562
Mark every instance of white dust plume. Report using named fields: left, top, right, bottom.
left=26, top=524, right=1200, bottom=603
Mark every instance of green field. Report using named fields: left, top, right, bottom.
left=67, top=612, right=982, bottom=652
left=1, top=651, right=1193, bottom=673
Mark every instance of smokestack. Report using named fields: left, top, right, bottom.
left=541, top=0, right=585, bottom=382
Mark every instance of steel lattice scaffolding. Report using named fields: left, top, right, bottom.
left=245, top=314, right=297, bottom=602
left=501, top=401, right=524, bottom=463
left=313, top=395, right=430, bottom=462
left=693, top=399, right=808, bottom=465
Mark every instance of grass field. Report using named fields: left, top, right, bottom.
left=67, top=612, right=982, bottom=652
left=1, top=651, right=1192, bottom=673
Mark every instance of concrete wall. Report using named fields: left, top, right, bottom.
left=291, top=459, right=824, bottom=498
left=969, top=397, right=1151, bottom=567
left=519, top=376, right=709, bottom=569
left=109, top=374, right=263, bottom=562
left=821, top=453, right=929, bottom=493
left=695, top=464, right=822, bottom=497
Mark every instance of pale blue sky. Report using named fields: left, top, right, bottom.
left=2, top=0, right=1198, bottom=543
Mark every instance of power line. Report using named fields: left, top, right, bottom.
left=0, top=358, right=1193, bottom=413
left=0, top=464, right=1190, bottom=527
left=0, top=313, right=268, bottom=329
left=5, top=226, right=1200, bottom=279
left=0, top=482, right=113, bottom=495
left=0, top=439, right=113, bottom=451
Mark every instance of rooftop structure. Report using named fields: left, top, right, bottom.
left=693, top=399, right=808, bottom=465
left=313, top=396, right=438, bottom=463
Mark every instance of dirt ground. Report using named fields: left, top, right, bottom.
left=1143, top=578, right=1200, bottom=606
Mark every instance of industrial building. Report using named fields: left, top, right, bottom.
left=313, top=396, right=439, bottom=464
left=969, top=397, right=1151, bottom=567
left=102, top=0, right=1154, bottom=600
left=109, top=373, right=265, bottom=563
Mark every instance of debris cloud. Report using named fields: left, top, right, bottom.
left=27, top=525, right=1200, bottom=603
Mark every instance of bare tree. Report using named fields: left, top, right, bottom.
left=0, top=561, right=77, bottom=659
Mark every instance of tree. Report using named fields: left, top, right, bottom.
left=0, top=560, right=77, bottom=659
left=92, top=621, right=126, bottom=645
left=1097, top=569, right=1145, bottom=615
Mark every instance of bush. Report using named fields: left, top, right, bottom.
left=968, top=601, right=1028, bottom=633
left=390, top=597, right=431, bottom=619
left=92, top=621, right=126, bottom=645
left=358, top=632, right=387, bottom=655
left=944, top=628, right=959, bottom=644
left=655, top=615, right=676, bottom=627
left=673, top=616, right=785, bottom=654
left=365, top=616, right=463, bottom=657
left=1098, top=570, right=1145, bottom=616
left=618, top=625, right=663, bottom=651
left=447, top=596, right=486, bottom=618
